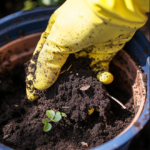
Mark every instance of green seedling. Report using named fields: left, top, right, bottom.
left=42, top=110, right=66, bottom=132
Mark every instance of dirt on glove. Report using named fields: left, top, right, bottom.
left=0, top=54, right=135, bottom=150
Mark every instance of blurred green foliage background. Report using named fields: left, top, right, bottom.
left=23, top=0, right=66, bottom=10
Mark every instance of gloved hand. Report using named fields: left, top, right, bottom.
left=26, top=0, right=149, bottom=101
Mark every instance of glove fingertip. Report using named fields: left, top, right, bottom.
left=26, top=88, right=39, bottom=101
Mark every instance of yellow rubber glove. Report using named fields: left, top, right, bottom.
left=26, top=0, right=149, bottom=101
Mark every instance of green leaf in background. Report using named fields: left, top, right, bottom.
left=42, top=118, right=49, bottom=124
left=43, top=123, right=52, bottom=132
left=42, top=0, right=65, bottom=5
left=22, top=0, right=66, bottom=10
left=61, top=112, right=66, bottom=117
left=42, top=0, right=52, bottom=5
left=52, top=111, right=62, bottom=122
left=22, top=0, right=37, bottom=10
left=46, top=110, right=55, bottom=119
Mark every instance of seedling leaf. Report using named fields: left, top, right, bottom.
left=46, top=110, right=55, bottom=119
left=61, top=112, right=66, bottom=117
left=42, top=118, right=49, bottom=124
left=43, top=110, right=66, bottom=132
left=52, top=112, right=62, bottom=122
left=44, top=123, right=52, bottom=132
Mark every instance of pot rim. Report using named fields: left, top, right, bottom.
left=0, top=6, right=149, bottom=150
left=93, top=26, right=150, bottom=150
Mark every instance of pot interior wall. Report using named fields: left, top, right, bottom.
left=110, top=50, right=146, bottom=114
left=0, top=33, right=41, bottom=73
left=0, top=32, right=146, bottom=138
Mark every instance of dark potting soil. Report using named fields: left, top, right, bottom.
left=0, top=54, right=135, bottom=150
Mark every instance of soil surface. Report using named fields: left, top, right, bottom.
left=0, top=54, right=135, bottom=150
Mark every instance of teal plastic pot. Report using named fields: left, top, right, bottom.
left=0, top=6, right=150, bottom=150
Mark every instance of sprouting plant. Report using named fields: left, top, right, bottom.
left=42, top=110, right=66, bottom=132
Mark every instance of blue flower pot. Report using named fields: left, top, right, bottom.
left=0, top=6, right=149, bottom=150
